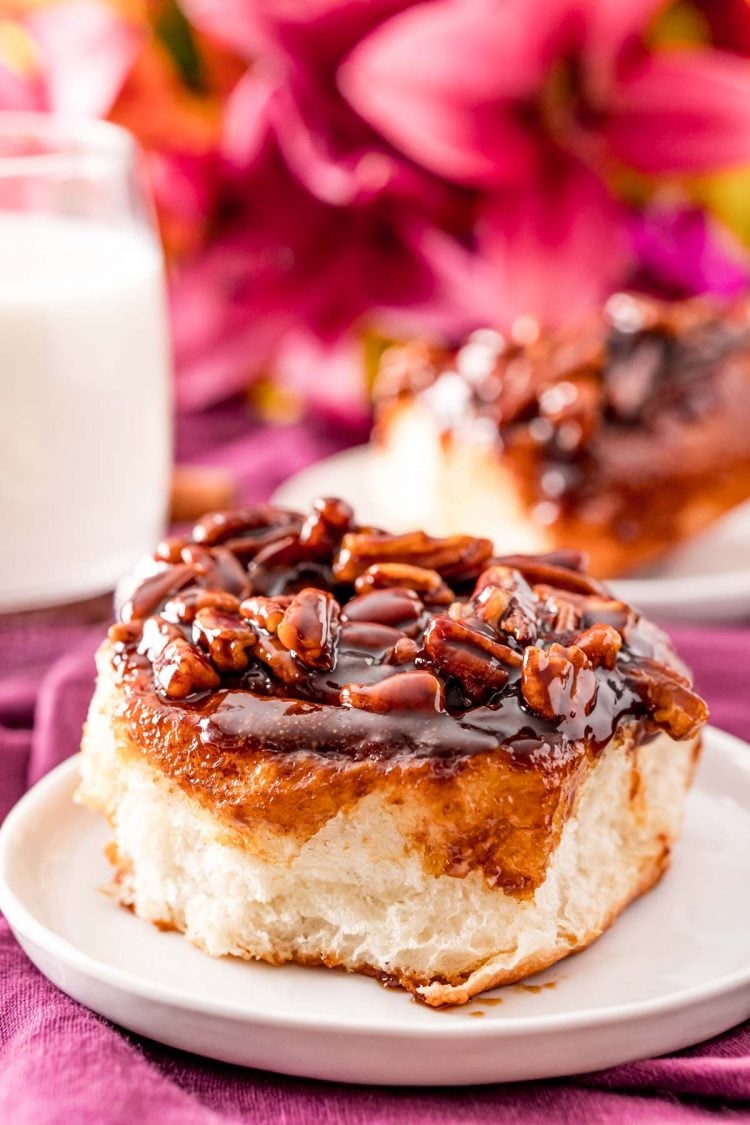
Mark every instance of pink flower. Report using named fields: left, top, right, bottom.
left=629, top=205, right=748, bottom=299
left=0, top=1, right=142, bottom=117
left=170, top=143, right=466, bottom=410
left=185, top=0, right=425, bottom=206
left=340, top=0, right=750, bottom=323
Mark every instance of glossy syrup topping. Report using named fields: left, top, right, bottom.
left=376, top=293, right=750, bottom=446
left=109, top=497, right=708, bottom=760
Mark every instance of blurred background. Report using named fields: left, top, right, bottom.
left=3, top=0, right=750, bottom=420
left=3, top=0, right=750, bottom=609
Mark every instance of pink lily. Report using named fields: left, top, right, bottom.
left=340, top=0, right=750, bottom=323
left=0, top=1, right=143, bottom=118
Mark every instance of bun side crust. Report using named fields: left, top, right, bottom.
left=78, top=656, right=699, bottom=1007
left=78, top=495, right=708, bottom=1005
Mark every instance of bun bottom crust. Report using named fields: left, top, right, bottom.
left=77, top=670, right=699, bottom=1007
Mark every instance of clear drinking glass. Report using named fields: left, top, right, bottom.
left=0, top=113, right=172, bottom=612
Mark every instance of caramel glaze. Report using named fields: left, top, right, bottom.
left=106, top=497, right=708, bottom=892
left=374, top=293, right=750, bottom=575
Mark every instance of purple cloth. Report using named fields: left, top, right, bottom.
left=1, top=413, right=749, bottom=1122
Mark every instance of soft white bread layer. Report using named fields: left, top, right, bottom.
left=372, top=400, right=555, bottom=554
left=78, top=672, right=697, bottom=1007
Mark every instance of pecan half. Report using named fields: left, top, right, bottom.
left=341, top=670, right=445, bottom=714
left=162, top=589, right=241, bottom=625
left=298, top=496, right=353, bottom=555
left=353, top=562, right=453, bottom=604
left=193, top=609, right=257, bottom=672
left=138, top=615, right=185, bottom=660
left=239, top=595, right=291, bottom=635
left=625, top=660, right=708, bottom=740
left=574, top=623, right=622, bottom=670
left=421, top=616, right=522, bottom=704
left=277, top=588, right=340, bottom=671
left=119, top=562, right=195, bottom=622
left=333, top=530, right=492, bottom=583
left=533, top=586, right=633, bottom=634
left=521, top=643, right=597, bottom=721
left=491, top=556, right=606, bottom=598
left=473, top=566, right=538, bottom=644
left=253, top=633, right=306, bottom=686
left=386, top=636, right=420, bottom=665
left=342, top=588, right=423, bottom=634
left=180, top=544, right=251, bottom=600
left=192, top=505, right=300, bottom=547
left=153, top=637, right=220, bottom=700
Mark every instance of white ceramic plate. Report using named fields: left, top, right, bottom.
left=273, top=446, right=750, bottom=622
left=1, top=728, right=749, bottom=1086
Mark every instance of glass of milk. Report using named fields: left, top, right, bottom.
left=0, top=113, right=171, bottom=612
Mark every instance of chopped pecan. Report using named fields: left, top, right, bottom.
left=339, top=621, right=404, bottom=653
left=421, top=616, right=521, bottom=703
left=472, top=584, right=511, bottom=632
left=277, top=588, right=340, bottom=671
left=342, top=588, right=423, bottom=634
left=180, top=544, right=251, bottom=600
left=107, top=620, right=142, bottom=649
left=386, top=636, right=420, bottom=665
left=154, top=536, right=189, bottom=564
left=521, top=643, right=597, bottom=721
left=153, top=637, right=220, bottom=700
left=341, top=670, right=445, bottom=714
left=625, top=660, right=708, bottom=740
left=193, top=609, right=257, bottom=672
left=138, top=615, right=185, bottom=661
left=574, top=623, right=622, bottom=670
left=540, top=591, right=582, bottom=633
left=334, top=530, right=492, bottom=583
left=118, top=562, right=195, bottom=622
left=353, top=562, right=453, bottom=604
left=162, top=588, right=241, bottom=625
left=473, top=566, right=538, bottom=644
left=239, top=595, right=291, bottom=635
left=253, top=633, right=306, bottom=686
left=533, top=586, right=633, bottom=634
left=192, top=505, right=300, bottom=547
left=298, top=496, right=354, bottom=555
left=491, top=556, right=606, bottom=597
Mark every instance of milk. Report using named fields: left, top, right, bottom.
left=0, top=212, right=172, bottom=610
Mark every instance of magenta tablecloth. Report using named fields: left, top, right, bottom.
left=1, top=408, right=749, bottom=1123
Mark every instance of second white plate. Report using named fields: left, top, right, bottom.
left=273, top=445, right=750, bottom=621
left=1, top=728, right=750, bottom=1085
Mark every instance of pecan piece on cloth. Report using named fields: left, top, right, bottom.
left=153, top=637, right=220, bottom=700
left=193, top=609, right=257, bottom=673
left=277, top=588, right=340, bottom=671
left=341, top=670, right=445, bottom=714
left=521, top=643, right=597, bottom=722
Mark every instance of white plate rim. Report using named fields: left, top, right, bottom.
left=271, top=445, right=750, bottom=613
left=1, top=728, right=749, bottom=1042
